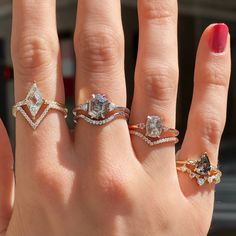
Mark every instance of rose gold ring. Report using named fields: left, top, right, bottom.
left=176, top=153, right=222, bottom=186
left=12, top=83, right=68, bottom=130
left=73, top=94, right=130, bottom=125
left=129, top=115, right=179, bottom=146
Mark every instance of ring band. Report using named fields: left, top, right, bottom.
left=176, top=153, right=222, bottom=186
left=12, top=83, right=68, bottom=130
left=129, top=116, right=179, bottom=138
left=73, top=94, right=130, bottom=125
left=129, top=115, right=179, bottom=146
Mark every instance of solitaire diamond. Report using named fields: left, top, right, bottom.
left=88, top=94, right=110, bottom=119
left=195, top=153, right=211, bottom=176
left=26, top=83, right=43, bottom=118
left=146, top=116, right=163, bottom=138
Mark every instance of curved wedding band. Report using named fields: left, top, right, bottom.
left=12, top=83, right=68, bottom=130
left=176, top=153, right=222, bottom=186
left=129, top=116, right=179, bottom=146
left=73, top=94, right=130, bottom=125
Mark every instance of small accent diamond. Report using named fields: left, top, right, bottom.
left=180, top=165, right=187, bottom=172
left=197, top=178, right=205, bottom=186
left=207, top=176, right=215, bottom=184
left=189, top=172, right=196, bottom=179
left=215, top=174, right=221, bottom=184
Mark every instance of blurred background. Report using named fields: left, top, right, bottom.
left=0, top=0, right=235, bottom=235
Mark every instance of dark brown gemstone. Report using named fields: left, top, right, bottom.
left=195, top=153, right=211, bottom=176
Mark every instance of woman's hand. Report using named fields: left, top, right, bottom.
left=1, top=0, right=231, bottom=235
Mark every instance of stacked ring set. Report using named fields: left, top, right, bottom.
left=12, top=83, right=221, bottom=187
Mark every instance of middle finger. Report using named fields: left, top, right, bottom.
left=74, top=1, right=133, bottom=165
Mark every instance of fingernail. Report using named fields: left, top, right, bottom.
left=210, top=23, right=229, bottom=53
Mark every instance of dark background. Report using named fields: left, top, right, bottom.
left=0, top=0, right=235, bottom=235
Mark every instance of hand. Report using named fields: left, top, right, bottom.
left=0, top=0, right=231, bottom=235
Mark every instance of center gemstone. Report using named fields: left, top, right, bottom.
left=26, top=84, right=43, bottom=118
left=195, top=153, right=211, bottom=176
left=146, top=116, right=163, bottom=138
left=88, top=94, right=110, bottom=119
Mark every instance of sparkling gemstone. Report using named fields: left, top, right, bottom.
left=26, top=84, right=43, bottom=118
left=195, top=153, right=211, bottom=176
left=215, top=174, right=221, bottom=184
left=189, top=172, right=196, bottom=179
left=146, top=116, right=163, bottom=138
left=88, top=94, right=110, bottom=119
left=208, top=176, right=215, bottom=184
left=180, top=165, right=187, bottom=172
left=197, top=178, right=205, bottom=186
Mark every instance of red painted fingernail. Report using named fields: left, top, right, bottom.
left=210, top=23, right=229, bottom=53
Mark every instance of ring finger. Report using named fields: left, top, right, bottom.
left=131, top=0, right=179, bottom=180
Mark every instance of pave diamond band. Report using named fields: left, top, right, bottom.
left=130, top=130, right=179, bottom=146
left=129, top=115, right=179, bottom=146
left=176, top=153, right=222, bottom=186
left=12, top=83, right=68, bottom=130
left=73, top=94, right=130, bottom=125
left=75, top=112, right=130, bottom=125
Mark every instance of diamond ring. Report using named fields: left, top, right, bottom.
left=176, top=153, right=222, bottom=186
left=12, top=83, right=68, bottom=130
left=129, top=116, right=179, bottom=146
left=73, top=94, right=130, bottom=125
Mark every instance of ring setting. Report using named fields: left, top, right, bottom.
left=73, top=94, right=130, bottom=125
left=12, top=83, right=68, bottom=130
left=129, top=116, right=179, bottom=146
left=176, top=153, right=222, bottom=186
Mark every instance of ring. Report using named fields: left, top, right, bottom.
left=73, top=94, right=130, bottom=125
left=12, top=83, right=68, bottom=130
left=129, top=116, right=179, bottom=146
left=176, top=153, right=222, bottom=186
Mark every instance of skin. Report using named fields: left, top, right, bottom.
left=0, top=0, right=231, bottom=235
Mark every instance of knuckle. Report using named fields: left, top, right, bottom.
left=74, top=27, right=123, bottom=73
left=138, top=65, right=178, bottom=103
left=198, top=66, right=229, bottom=89
left=140, top=0, right=176, bottom=23
left=30, top=165, right=66, bottom=206
left=12, top=35, right=58, bottom=75
left=92, top=168, right=131, bottom=207
left=192, top=112, right=224, bottom=145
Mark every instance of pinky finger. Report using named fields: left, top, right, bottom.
left=0, top=119, right=14, bottom=235
left=178, top=24, right=230, bottom=204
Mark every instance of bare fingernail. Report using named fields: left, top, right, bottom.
left=210, top=23, right=229, bottom=53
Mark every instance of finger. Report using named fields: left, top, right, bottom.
left=131, top=0, right=179, bottom=179
left=74, top=1, right=132, bottom=162
left=178, top=24, right=230, bottom=212
left=11, top=1, right=70, bottom=182
left=0, top=120, right=14, bottom=234
left=74, top=0, right=126, bottom=102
